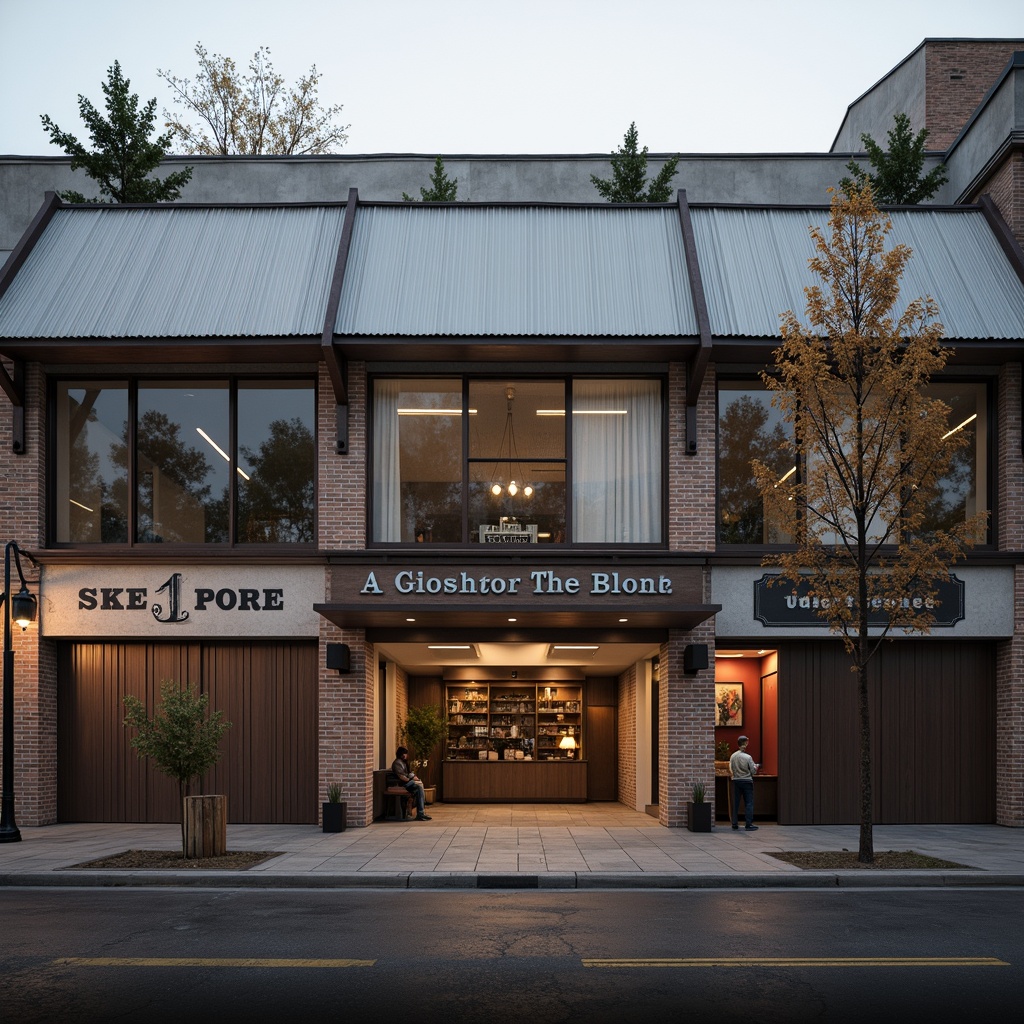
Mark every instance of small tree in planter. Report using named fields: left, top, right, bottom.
left=123, top=680, right=231, bottom=857
left=400, top=704, right=447, bottom=801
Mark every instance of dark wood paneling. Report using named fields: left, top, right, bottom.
left=442, top=760, right=587, bottom=801
left=778, top=640, right=995, bottom=824
left=585, top=676, right=617, bottom=706
left=58, top=641, right=317, bottom=824
left=586, top=705, right=617, bottom=800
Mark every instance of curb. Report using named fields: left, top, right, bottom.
left=2, top=871, right=1022, bottom=890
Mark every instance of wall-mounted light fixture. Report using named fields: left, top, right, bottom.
left=1, top=540, right=39, bottom=844
left=326, top=643, right=351, bottom=674
left=683, top=643, right=709, bottom=674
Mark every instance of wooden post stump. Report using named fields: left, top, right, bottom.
left=184, top=794, right=227, bottom=858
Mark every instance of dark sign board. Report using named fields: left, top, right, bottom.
left=752, top=573, right=965, bottom=628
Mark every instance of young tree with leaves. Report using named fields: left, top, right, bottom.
left=159, top=43, right=349, bottom=155
left=402, top=156, right=458, bottom=202
left=754, top=186, right=986, bottom=863
left=40, top=61, right=193, bottom=203
left=841, top=113, right=948, bottom=205
left=590, top=122, right=679, bottom=203
left=123, top=680, right=231, bottom=857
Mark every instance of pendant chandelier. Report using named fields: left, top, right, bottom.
left=489, top=386, right=534, bottom=498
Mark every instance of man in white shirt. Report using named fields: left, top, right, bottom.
left=729, top=735, right=759, bottom=831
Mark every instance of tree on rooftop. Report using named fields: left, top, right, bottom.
left=402, top=156, right=458, bottom=202
left=753, top=186, right=986, bottom=863
left=841, top=113, right=948, bottom=205
left=590, top=121, right=679, bottom=203
left=40, top=61, right=193, bottom=203
left=159, top=43, right=349, bottom=155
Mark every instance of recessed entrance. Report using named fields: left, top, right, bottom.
left=375, top=637, right=660, bottom=811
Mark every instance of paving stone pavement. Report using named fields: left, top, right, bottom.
left=2, top=803, right=1022, bottom=889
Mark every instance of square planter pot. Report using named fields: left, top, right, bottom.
left=686, top=801, right=713, bottom=832
left=322, top=801, right=347, bottom=833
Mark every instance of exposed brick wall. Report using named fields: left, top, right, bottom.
left=617, top=661, right=637, bottom=810
left=982, top=153, right=1024, bottom=250
left=318, top=618, right=374, bottom=827
left=0, top=361, right=51, bottom=826
left=659, top=623, right=716, bottom=828
left=317, top=359, right=366, bottom=551
left=925, top=41, right=1024, bottom=150
left=669, top=361, right=716, bottom=551
left=996, top=363, right=1024, bottom=826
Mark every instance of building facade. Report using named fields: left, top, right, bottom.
left=1, top=40, right=1024, bottom=830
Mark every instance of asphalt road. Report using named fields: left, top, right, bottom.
left=1, top=887, right=1019, bottom=1023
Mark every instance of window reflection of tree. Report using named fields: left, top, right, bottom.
left=65, top=389, right=130, bottom=542
left=236, top=417, right=315, bottom=542
left=114, top=410, right=217, bottom=543
left=398, top=403, right=461, bottom=543
left=917, top=424, right=976, bottom=536
left=719, top=393, right=792, bottom=544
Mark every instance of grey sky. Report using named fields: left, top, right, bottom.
left=1, top=0, right=1021, bottom=157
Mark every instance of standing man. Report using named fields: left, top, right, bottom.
left=729, top=735, right=759, bottom=831
left=392, top=746, right=431, bottom=821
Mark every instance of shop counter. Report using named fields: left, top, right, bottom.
left=715, top=774, right=778, bottom=821
left=443, top=759, right=587, bottom=802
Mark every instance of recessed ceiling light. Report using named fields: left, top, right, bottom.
left=715, top=652, right=743, bottom=658
left=406, top=617, right=416, bottom=623
left=428, top=644, right=472, bottom=650
left=619, top=618, right=628, bottom=623
left=508, top=617, right=517, bottom=623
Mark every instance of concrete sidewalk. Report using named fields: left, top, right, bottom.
left=1, top=803, right=1022, bottom=889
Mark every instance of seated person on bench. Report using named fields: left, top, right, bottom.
left=391, top=746, right=431, bottom=821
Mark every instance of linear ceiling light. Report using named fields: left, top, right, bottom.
left=196, top=427, right=250, bottom=481
left=942, top=413, right=977, bottom=440
left=535, top=409, right=627, bottom=416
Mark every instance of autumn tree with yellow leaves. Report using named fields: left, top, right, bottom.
left=159, top=43, right=349, bottom=156
left=754, top=187, right=987, bottom=862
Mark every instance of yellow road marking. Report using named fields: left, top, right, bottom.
left=53, top=958, right=374, bottom=968
left=583, top=957, right=1009, bottom=968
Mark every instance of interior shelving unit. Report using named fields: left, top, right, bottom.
left=446, top=683, right=583, bottom=761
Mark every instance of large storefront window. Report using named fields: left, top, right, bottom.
left=717, top=379, right=990, bottom=546
left=372, top=377, right=663, bottom=545
left=54, top=378, right=315, bottom=545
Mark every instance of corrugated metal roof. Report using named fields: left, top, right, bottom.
left=691, top=206, right=1024, bottom=340
left=0, top=205, right=346, bottom=339
left=335, top=205, right=697, bottom=337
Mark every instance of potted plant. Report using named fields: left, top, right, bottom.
left=322, top=782, right=347, bottom=833
left=400, top=704, right=447, bottom=804
left=686, top=781, right=713, bottom=832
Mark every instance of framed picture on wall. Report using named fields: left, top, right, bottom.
left=715, top=683, right=744, bottom=727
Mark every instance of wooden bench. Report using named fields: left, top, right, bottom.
left=383, top=773, right=412, bottom=821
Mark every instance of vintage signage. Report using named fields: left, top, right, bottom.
left=41, top=565, right=323, bottom=638
left=752, top=573, right=966, bottom=628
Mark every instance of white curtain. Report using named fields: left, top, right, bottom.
left=572, top=380, right=661, bottom=543
left=373, top=380, right=402, bottom=541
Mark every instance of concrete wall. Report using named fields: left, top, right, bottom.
left=832, top=44, right=928, bottom=151
left=0, top=151, right=861, bottom=257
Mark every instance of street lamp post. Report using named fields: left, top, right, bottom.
left=0, top=541, right=38, bottom=844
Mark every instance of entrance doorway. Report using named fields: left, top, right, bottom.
left=373, top=637, right=659, bottom=812
left=713, top=647, right=779, bottom=823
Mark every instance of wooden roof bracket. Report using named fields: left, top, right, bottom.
left=978, top=194, right=1024, bottom=456
left=321, top=189, right=359, bottom=453
left=676, top=190, right=713, bottom=455
left=0, top=359, right=25, bottom=454
left=0, top=191, right=62, bottom=455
